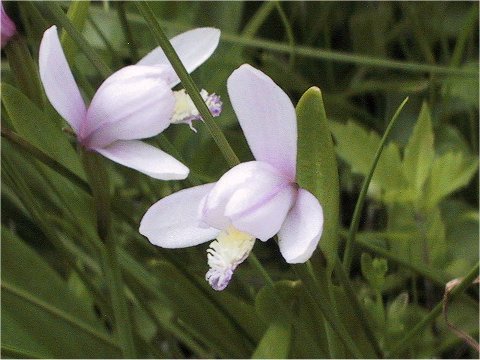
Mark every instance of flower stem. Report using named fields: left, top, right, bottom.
left=386, top=262, right=479, bottom=357
left=342, top=97, right=409, bottom=273
left=117, top=1, right=139, bottom=63
left=247, top=252, right=275, bottom=288
left=81, top=150, right=137, bottom=358
left=135, top=2, right=240, bottom=168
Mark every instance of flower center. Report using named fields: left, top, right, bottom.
left=206, top=225, right=255, bottom=291
left=171, top=89, right=222, bottom=132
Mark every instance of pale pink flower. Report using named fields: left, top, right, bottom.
left=39, top=26, right=221, bottom=179
left=1, top=1, right=16, bottom=48
left=140, top=65, right=324, bottom=290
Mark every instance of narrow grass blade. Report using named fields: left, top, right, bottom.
left=342, top=97, right=409, bottom=273
left=135, top=2, right=240, bottom=168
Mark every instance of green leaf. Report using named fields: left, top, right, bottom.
left=151, top=261, right=253, bottom=358
left=1, top=83, right=85, bottom=180
left=426, top=207, right=447, bottom=266
left=424, top=152, right=478, bottom=209
left=403, top=102, right=435, bottom=194
left=296, top=87, right=340, bottom=266
left=1, top=227, right=119, bottom=358
left=330, top=119, right=407, bottom=194
left=251, top=321, right=291, bottom=359
left=61, top=1, right=92, bottom=64
left=442, top=62, right=479, bottom=108
left=255, top=280, right=298, bottom=324
left=4, top=36, right=44, bottom=108
left=254, top=280, right=326, bottom=358
left=361, top=253, right=388, bottom=291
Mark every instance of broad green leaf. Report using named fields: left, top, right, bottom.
left=296, top=87, right=340, bottom=267
left=61, top=1, right=91, bottom=64
left=330, top=119, right=407, bottom=194
left=424, top=152, right=478, bottom=209
left=1, top=83, right=85, bottom=180
left=1, top=227, right=119, bottom=358
left=403, top=102, right=434, bottom=194
left=251, top=321, right=291, bottom=359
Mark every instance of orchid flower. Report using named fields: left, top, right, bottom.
left=39, top=25, right=222, bottom=179
left=140, top=64, right=324, bottom=290
left=1, top=1, right=16, bottom=48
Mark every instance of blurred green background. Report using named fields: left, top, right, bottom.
left=1, top=1, right=478, bottom=358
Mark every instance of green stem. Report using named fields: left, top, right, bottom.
left=61, top=0, right=91, bottom=65
left=450, top=4, right=478, bottom=67
left=82, top=151, right=137, bottom=358
left=247, top=252, right=275, bottom=288
left=118, top=1, right=139, bottom=62
left=126, top=16, right=478, bottom=77
left=241, top=1, right=276, bottom=38
left=87, top=13, right=123, bottom=68
left=402, top=3, right=435, bottom=65
left=274, top=1, right=296, bottom=68
left=343, top=97, right=409, bottom=272
left=219, top=33, right=477, bottom=77
left=35, top=2, right=112, bottom=78
left=386, top=262, right=479, bottom=357
left=2, top=281, right=119, bottom=350
left=135, top=2, right=240, bottom=168
left=333, top=259, right=384, bottom=358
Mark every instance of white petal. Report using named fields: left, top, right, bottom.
left=227, top=64, right=297, bottom=180
left=140, top=183, right=220, bottom=248
left=95, top=140, right=189, bottom=180
left=82, top=65, right=174, bottom=148
left=39, top=26, right=86, bottom=133
left=137, top=27, right=220, bottom=87
left=201, top=161, right=295, bottom=240
left=278, top=189, right=324, bottom=263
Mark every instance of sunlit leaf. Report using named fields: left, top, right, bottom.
left=424, top=152, right=478, bottom=209
left=296, top=87, right=340, bottom=266
left=330, top=120, right=407, bottom=194
left=402, top=102, right=434, bottom=195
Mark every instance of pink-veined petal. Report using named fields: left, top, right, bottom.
left=82, top=65, right=174, bottom=148
left=227, top=64, right=297, bottom=180
left=228, top=185, right=296, bottom=241
left=137, top=27, right=220, bottom=87
left=140, top=183, right=220, bottom=248
left=201, top=161, right=294, bottom=240
left=39, top=26, right=86, bottom=133
left=278, top=189, right=323, bottom=263
left=95, top=140, right=189, bottom=180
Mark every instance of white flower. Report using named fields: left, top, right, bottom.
left=140, top=65, right=324, bottom=290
